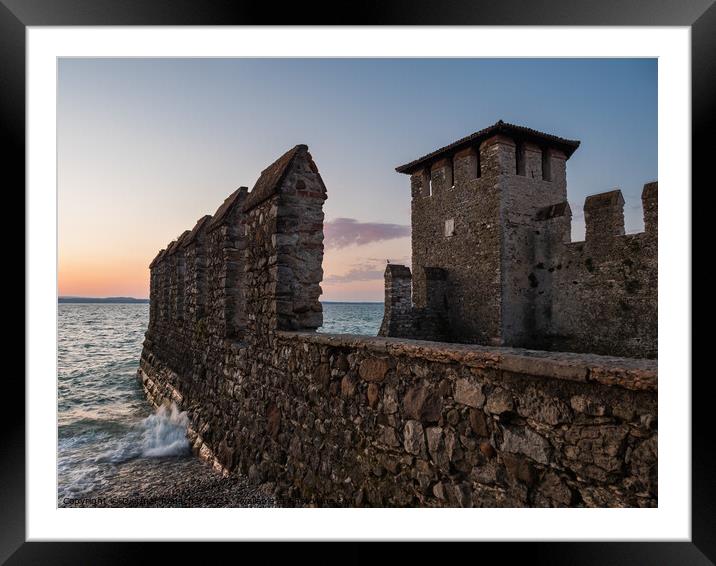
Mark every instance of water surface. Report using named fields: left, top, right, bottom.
left=58, top=301, right=383, bottom=506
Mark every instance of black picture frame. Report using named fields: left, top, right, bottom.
left=6, top=1, right=708, bottom=562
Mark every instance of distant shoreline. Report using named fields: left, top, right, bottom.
left=58, top=297, right=381, bottom=305
left=59, top=297, right=150, bottom=304
left=321, top=301, right=382, bottom=304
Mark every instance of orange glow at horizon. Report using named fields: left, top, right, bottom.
left=59, top=255, right=151, bottom=299
left=58, top=258, right=390, bottom=301
left=58, top=237, right=411, bottom=301
left=58, top=266, right=399, bottom=303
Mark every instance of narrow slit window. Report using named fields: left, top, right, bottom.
left=542, top=148, right=552, bottom=181
left=423, top=170, right=432, bottom=197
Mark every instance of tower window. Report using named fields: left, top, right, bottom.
left=542, top=148, right=552, bottom=181
left=423, top=169, right=432, bottom=196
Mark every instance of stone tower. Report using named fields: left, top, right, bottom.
left=383, top=120, right=581, bottom=347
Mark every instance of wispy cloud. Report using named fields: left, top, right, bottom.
left=324, top=218, right=410, bottom=249
left=324, top=257, right=410, bottom=284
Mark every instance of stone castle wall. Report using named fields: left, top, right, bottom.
left=533, top=184, right=658, bottom=358
left=140, top=332, right=657, bottom=508
left=408, top=153, right=503, bottom=344
left=381, top=129, right=657, bottom=359
left=140, top=144, right=657, bottom=507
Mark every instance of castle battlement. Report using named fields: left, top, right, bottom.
left=139, top=142, right=657, bottom=508
left=380, top=122, right=657, bottom=359
left=146, top=145, right=326, bottom=376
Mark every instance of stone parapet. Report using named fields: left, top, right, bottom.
left=280, top=331, right=657, bottom=392
left=139, top=326, right=657, bottom=507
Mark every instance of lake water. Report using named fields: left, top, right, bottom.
left=57, top=302, right=383, bottom=506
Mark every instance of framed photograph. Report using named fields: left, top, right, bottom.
left=9, top=0, right=709, bottom=562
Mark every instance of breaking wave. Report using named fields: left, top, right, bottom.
left=140, top=402, right=191, bottom=458
left=92, top=402, right=191, bottom=465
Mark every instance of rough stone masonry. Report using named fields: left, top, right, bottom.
left=382, top=120, right=657, bottom=359
left=139, top=129, right=657, bottom=507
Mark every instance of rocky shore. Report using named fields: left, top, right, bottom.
left=59, top=455, right=278, bottom=508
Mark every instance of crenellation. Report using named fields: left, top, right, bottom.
left=381, top=120, right=656, bottom=359
left=523, top=141, right=543, bottom=180
left=140, top=134, right=657, bottom=508
left=379, top=264, right=414, bottom=337
left=584, top=189, right=626, bottom=244
left=547, top=148, right=567, bottom=187
left=242, top=144, right=327, bottom=339
left=453, top=147, right=480, bottom=184
left=430, top=158, right=453, bottom=194
left=642, top=181, right=658, bottom=237
left=410, top=169, right=429, bottom=198
left=480, top=133, right=516, bottom=177
left=182, top=214, right=212, bottom=324
left=206, top=187, right=248, bottom=340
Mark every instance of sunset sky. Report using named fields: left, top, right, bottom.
left=58, top=58, right=657, bottom=301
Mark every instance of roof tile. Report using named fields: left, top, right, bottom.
left=396, top=120, right=580, bottom=174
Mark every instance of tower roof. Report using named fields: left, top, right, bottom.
left=395, top=120, right=581, bottom=175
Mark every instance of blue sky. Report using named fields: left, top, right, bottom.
left=58, top=58, right=657, bottom=300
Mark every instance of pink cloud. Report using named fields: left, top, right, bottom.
left=324, top=257, right=410, bottom=284
left=324, top=265, right=384, bottom=284
left=324, top=218, right=410, bottom=249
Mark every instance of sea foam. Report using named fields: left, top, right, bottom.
left=92, top=401, right=190, bottom=465
left=140, top=402, right=191, bottom=458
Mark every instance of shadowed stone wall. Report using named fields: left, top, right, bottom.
left=140, top=331, right=657, bottom=507
left=381, top=122, right=657, bottom=359
left=140, top=144, right=657, bottom=508
left=407, top=150, right=502, bottom=344
left=533, top=184, right=658, bottom=358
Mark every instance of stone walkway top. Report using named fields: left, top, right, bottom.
left=277, top=331, right=658, bottom=392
